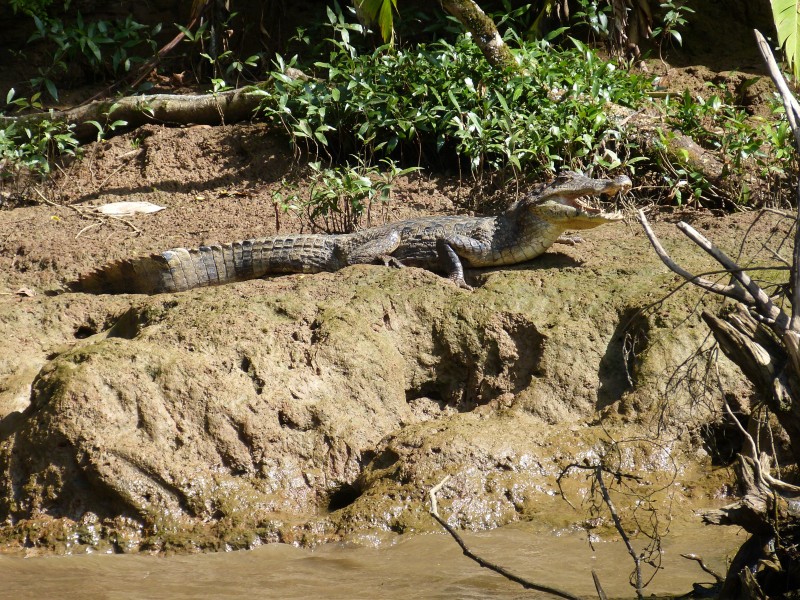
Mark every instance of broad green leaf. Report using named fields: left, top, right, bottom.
left=356, top=0, right=397, bottom=44
left=44, top=79, right=58, bottom=102
left=772, top=0, right=800, bottom=80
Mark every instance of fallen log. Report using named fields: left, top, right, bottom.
left=0, top=86, right=267, bottom=143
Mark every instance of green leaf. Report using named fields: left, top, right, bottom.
left=772, top=0, right=800, bottom=80
left=86, top=120, right=104, bottom=141
left=44, top=79, right=58, bottom=102
left=356, top=0, right=396, bottom=44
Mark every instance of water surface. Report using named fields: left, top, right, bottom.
left=3, top=520, right=741, bottom=599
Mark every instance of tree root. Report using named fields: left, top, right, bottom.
left=1, top=86, right=267, bottom=143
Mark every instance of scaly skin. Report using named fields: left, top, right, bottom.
left=71, top=171, right=631, bottom=294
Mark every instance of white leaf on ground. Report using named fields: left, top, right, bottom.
left=97, top=201, right=166, bottom=217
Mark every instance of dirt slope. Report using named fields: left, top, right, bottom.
left=0, top=123, right=773, bottom=553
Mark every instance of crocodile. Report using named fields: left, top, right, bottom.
left=71, top=171, right=631, bottom=294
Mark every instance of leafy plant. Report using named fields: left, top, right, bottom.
left=771, top=0, right=800, bottom=81
left=305, top=157, right=420, bottom=232
left=662, top=84, right=796, bottom=205
left=9, top=0, right=57, bottom=18
left=27, top=14, right=160, bottom=100
left=260, top=11, right=651, bottom=185
left=178, top=12, right=262, bottom=88
left=573, top=0, right=613, bottom=38
left=355, top=0, right=398, bottom=44
left=0, top=118, right=79, bottom=179
left=651, top=0, right=694, bottom=48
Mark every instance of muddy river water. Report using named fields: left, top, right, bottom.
left=3, top=520, right=742, bottom=599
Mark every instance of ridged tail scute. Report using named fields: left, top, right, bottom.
left=70, top=235, right=343, bottom=294
left=71, top=242, right=271, bottom=294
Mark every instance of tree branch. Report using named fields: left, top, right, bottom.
left=755, top=29, right=800, bottom=331
left=427, top=476, right=583, bottom=600
left=676, top=221, right=790, bottom=332
left=439, top=0, right=518, bottom=71
left=636, top=210, right=755, bottom=304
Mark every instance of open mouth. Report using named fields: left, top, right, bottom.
left=565, top=195, right=619, bottom=216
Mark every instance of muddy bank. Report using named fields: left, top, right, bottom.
left=0, top=124, right=761, bottom=554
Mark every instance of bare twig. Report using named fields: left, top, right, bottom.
left=591, top=570, right=608, bottom=600
left=755, top=30, right=800, bottom=149
left=680, top=553, right=724, bottom=583
left=676, top=221, right=790, bottom=332
left=719, top=376, right=766, bottom=489
left=592, top=466, right=644, bottom=599
left=636, top=210, right=755, bottom=304
left=755, top=29, right=800, bottom=331
left=427, top=476, right=583, bottom=600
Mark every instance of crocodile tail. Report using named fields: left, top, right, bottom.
left=71, top=236, right=340, bottom=294
left=71, top=241, right=274, bottom=294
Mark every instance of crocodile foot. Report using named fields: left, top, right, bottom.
left=449, top=275, right=473, bottom=291
left=380, top=256, right=405, bottom=268
left=555, top=234, right=584, bottom=246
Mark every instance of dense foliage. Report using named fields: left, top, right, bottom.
left=0, top=2, right=796, bottom=210
left=261, top=16, right=651, bottom=184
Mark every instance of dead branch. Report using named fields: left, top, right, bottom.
left=680, top=554, right=725, bottom=584
left=1, top=86, right=266, bottom=143
left=427, top=476, right=583, bottom=600
left=635, top=33, right=800, bottom=595
left=557, top=461, right=651, bottom=598
left=637, top=207, right=800, bottom=462
left=637, top=210, right=755, bottom=304
left=592, top=466, right=644, bottom=599
left=677, top=221, right=789, bottom=331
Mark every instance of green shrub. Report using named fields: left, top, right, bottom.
left=304, top=157, right=420, bottom=232
left=663, top=85, right=797, bottom=205
left=260, top=19, right=651, bottom=184
left=28, top=13, right=160, bottom=100
left=9, top=0, right=54, bottom=18
left=0, top=118, right=79, bottom=178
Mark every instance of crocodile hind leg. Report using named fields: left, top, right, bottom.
left=345, top=231, right=403, bottom=267
left=435, top=236, right=494, bottom=290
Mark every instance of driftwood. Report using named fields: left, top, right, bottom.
left=637, top=29, right=800, bottom=598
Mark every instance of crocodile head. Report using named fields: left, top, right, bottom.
left=526, top=171, right=631, bottom=229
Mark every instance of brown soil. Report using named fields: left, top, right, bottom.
left=0, top=118, right=784, bottom=555
left=0, top=123, right=463, bottom=294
